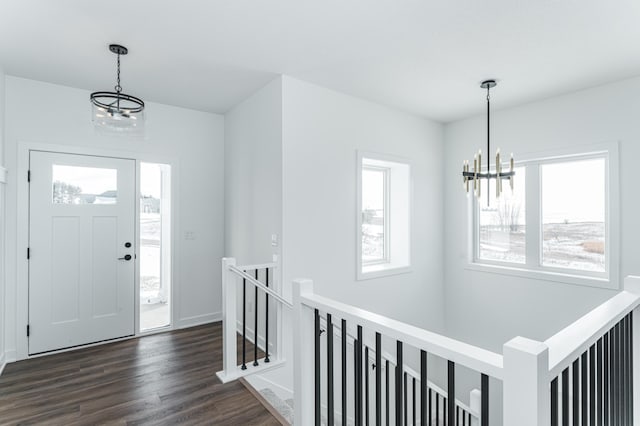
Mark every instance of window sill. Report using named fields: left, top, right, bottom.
left=358, top=263, right=411, bottom=281
left=465, top=262, right=617, bottom=290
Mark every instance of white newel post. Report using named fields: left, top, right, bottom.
left=469, top=388, right=481, bottom=426
left=503, top=336, right=549, bottom=426
left=220, top=258, right=237, bottom=382
left=624, top=276, right=640, bottom=425
left=293, top=278, right=315, bottom=426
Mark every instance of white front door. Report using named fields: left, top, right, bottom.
left=28, top=151, right=136, bottom=354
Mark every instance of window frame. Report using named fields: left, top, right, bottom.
left=357, top=151, right=412, bottom=281
left=468, top=142, right=620, bottom=290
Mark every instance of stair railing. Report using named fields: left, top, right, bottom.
left=293, top=278, right=501, bottom=426
left=293, top=275, right=640, bottom=426
left=217, top=257, right=292, bottom=383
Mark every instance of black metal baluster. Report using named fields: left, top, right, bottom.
left=342, top=319, right=347, bottom=426
left=611, top=324, right=620, bottom=426
left=315, top=309, right=321, bottom=426
left=396, top=341, right=403, bottom=426
left=357, top=326, right=363, bottom=426
left=436, top=393, right=440, bottom=426
left=562, top=367, right=569, bottom=426
left=242, top=275, right=247, bottom=370
left=597, top=338, right=603, bottom=426
left=609, top=325, right=619, bottom=426
left=444, top=397, right=448, bottom=426
left=620, top=319, right=625, bottom=426
left=552, top=376, right=559, bottom=426
left=421, top=350, right=427, bottom=426
left=253, top=270, right=259, bottom=366
left=386, top=359, right=390, bottom=426
left=264, top=268, right=269, bottom=363
left=376, top=333, right=382, bottom=426
left=481, top=374, right=489, bottom=426
left=429, top=389, right=433, bottom=426
left=604, top=332, right=610, bottom=426
left=582, top=351, right=588, bottom=426
left=404, top=372, right=408, bottom=426
left=412, top=377, right=416, bottom=426
left=590, top=345, right=596, bottom=426
left=573, top=358, right=580, bottom=426
left=355, top=337, right=359, bottom=426
left=629, top=311, right=635, bottom=421
left=625, top=314, right=631, bottom=426
left=448, top=361, right=455, bottom=426
left=327, top=313, right=334, bottom=426
left=366, top=346, right=370, bottom=426
left=456, top=406, right=460, bottom=426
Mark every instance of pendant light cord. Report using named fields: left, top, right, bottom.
left=486, top=86, right=491, bottom=206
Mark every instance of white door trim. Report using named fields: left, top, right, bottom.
left=15, top=141, right=181, bottom=360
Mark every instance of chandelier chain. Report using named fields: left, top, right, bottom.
left=115, top=53, right=122, bottom=94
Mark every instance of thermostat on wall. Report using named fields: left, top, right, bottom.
left=0, top=167, right=6, bottom=184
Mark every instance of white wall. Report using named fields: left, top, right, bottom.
left=253, top=76, right=445, bottom=395
left=444, top=76, right=640, bottom=424
left=3, top=76, right=225, bottom=360
left=444, top=76, right=640, bottom=351
left=224, top=77, right=283, bottom=369
left=282, top=76, right=445, bottom=330
left=224, top=77, right=282, bottom=265
left=0, top=66, right=6, bottom=373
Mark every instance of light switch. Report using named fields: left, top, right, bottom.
left=271, top=234, right=278, bottom=247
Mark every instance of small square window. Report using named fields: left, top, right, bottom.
left=357, top=152, right=411, bottom=280
left=362, top=166, right=389, bottom=265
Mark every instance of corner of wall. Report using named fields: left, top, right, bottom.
left=0, top=65, right=7, bottom=368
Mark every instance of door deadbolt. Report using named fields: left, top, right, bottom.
left=125, top=242, right=132, bottom=248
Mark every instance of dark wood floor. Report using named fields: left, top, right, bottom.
left=0, top=323, right=279, bottom=425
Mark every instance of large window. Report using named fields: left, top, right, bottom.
left=472, top=145, right=618, bottom=288
left=358, top=152, right=411, bottom=280
left=541, top=158, right=605, bottom=272
left=478, top=167, right=526, bottom=264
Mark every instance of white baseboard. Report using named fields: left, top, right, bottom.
left=177, top=311, right=222, bottom=329
left=244, top=372, right=293, bottom=402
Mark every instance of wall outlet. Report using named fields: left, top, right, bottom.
left=271, top=234, right=278, bottom=247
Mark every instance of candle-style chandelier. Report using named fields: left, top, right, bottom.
left=462, top=79, right=515, bottom=205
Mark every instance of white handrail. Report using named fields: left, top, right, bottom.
left=300, top=291, right=504, bottom=380
left=236, top=261, right=278, bottom=272
left=229, top=265, right=293, bottom=308
left=545, top=280, right=640, bottom=379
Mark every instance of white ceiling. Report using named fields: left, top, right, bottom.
left=1, top=0, right=639, bottom=122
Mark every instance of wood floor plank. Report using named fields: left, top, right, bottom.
left=0, top=323, right=279, bottom=426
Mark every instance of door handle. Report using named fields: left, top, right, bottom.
left=118, top=254, right=132, bottom=261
